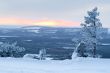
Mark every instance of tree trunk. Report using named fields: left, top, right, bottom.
left=93, top=43, right=96, bottom=58
left=93, top=17, right=97, bottom=58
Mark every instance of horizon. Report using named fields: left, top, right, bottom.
left=0, top=24, right=110, bottom=29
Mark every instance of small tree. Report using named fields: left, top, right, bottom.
left=0, top=42, right=25, bottom=57
left=39, top=48, right=46, bottom=60
left=72, top=7, right=102, bottom=58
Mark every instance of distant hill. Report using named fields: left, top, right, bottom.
left=0, top=25, right=109, bottom=59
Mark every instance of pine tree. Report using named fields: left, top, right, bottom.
left=82, top=7, right=102, bottom=57
left=72, top=7, right=102, bottom=58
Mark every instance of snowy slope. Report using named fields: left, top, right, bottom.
left=0, top=58, right=109, bottom=73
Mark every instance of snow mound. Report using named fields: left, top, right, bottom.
left=23, top=54, right=39, bottom=59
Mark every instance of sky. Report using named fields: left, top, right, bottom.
left=0, top=0, right=110, bottom=27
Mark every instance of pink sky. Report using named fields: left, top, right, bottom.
left=0, top=18, right=80, bottom=27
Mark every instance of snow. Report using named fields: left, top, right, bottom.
left=0, top=57, right=109, bottom=73
left=28, top=30, right=40, bottom=33
left=63, top=47, right=73, bottom=49
left=0, top=36, right=19, bottom=37
left=23, top=54, right=39, bottom=59
left=24, top=40, right=32, bottom=42
left=102, top=43, right=110, bottom=46
left=22, top=26, right=41, bottom=30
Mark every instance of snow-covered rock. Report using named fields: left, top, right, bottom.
left=23, top=54, right=39, bottom=59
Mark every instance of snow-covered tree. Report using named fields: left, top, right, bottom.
left=39, top=48, right=46, bottom=60
left=72, top=7, right=102, bottom=58
left=0, top=42, right=25, bottom=57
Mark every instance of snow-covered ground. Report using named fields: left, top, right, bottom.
left=0, top=57, right=109, bottom=73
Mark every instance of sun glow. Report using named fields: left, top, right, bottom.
left=34, top=20, right=57, bottom=26
left=33, top=20, right=80, bottom=27
left=0, top=18, right=80, bottom=27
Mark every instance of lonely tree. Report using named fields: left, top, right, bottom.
left=72, top=7, right=102, bottom=58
